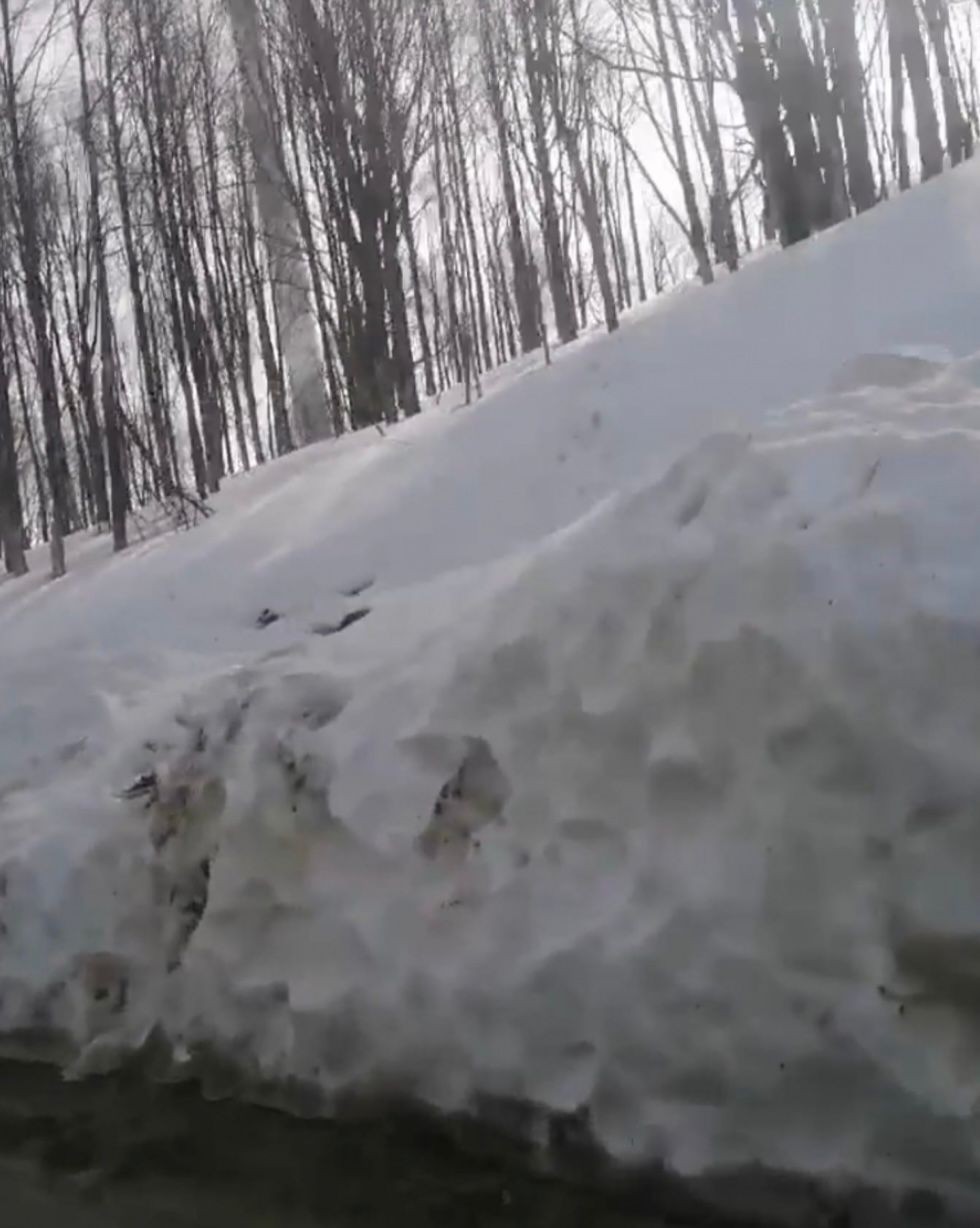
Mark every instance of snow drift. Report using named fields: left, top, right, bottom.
left=4, top=364, right=980, bottom=1215
left=6, top=159, right=980, bottom=1220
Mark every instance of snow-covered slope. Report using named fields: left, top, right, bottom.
left=3, top=158, right=980, bottom=787
left=4, top=161, right=980, bottom=1218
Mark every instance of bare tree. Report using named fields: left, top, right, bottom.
left=515, top=0, right=578, bottom=342
left=226, top=0, right=330, bottom=444
left=0, top=253, right=27, bottom=574
left=73, top=0, right=128, bottom=550
left=479, top=0, right=541, bottom=352
left=886, top=0, right=943, bottom=182
left=822, top=0, right=876, bottom=211
left=0, top=0, right=71, bottom=575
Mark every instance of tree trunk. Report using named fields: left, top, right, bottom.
left=437, top=0, right=493, bottom=373
left=226, top=0, right=330, bottom=444
left=383, top=209, right=421, bottom=417
left=104, top=5, right=172, bottom=495
left=767, top=0, right=832, bottom=229
left=1, top=0, right=69, bottom=575
left=398, top=154, right=437, bottom=395
left=666, top=0, right=738, bottom=271
left=535, top=0, right=618, bottom=330
left=921, top=0, right=970, bottom=165
left=234, top=130, right=292, bottom=455
left=74, top=0, right=127, bottom=552
left=886, top=0, right=943, bottom=181
left=600, top=157, right=628, bottom=310
left=479, top=0, right=540, bottom=354
left=620, top=131, right=648, bottom=300
left=887, top=4, right=912, bottom=188
left=730, top=0, right=810, bottom=245
left=649, top=0, right=714, bottom=280
left=0, top=315, right=26, bottom=575
left=820, top=0, right=876, bottom=211
left=801, top=0, right=849, bottom=222
left=515, top=0, right=577, bottom=343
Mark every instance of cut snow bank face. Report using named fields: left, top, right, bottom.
left=4, top=378, right=980, bottom=1214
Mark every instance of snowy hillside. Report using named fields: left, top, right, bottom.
left=4, top=160, right=980, bottom=1219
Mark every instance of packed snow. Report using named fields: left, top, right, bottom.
left=4, top=160, right=980, bottom=1216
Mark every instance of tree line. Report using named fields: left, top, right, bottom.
left=0, top=0, right=976, bottom=577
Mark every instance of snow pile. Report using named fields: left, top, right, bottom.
left=3, top=370, right=980, bottom=1212
left=5, top=160, right=980, bottom=1219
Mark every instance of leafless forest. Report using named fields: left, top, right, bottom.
left=0, top=0, right=976, bottom=575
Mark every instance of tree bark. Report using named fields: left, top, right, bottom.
left=667, top=0, right=738, bottom=271
left=921, top=0, right=970, bottom=165
left=226, top=0, right=330, bottom=444
left=536, top=0, right=618, bottom=330
left=767, top=0, right=832, bottom=229
left=398, top=154, right=437, bottom=395
left=1, top=0, right=69, bottom=575
left=821, top=0, right=876, bottom=211
left=74, top=0, right=127, bottom=552
left=730, top=0, right=810, bottom=245
left=0, top=309, right=26, bottom=575
left=479, top=0, right=540, bottom=353
left=515, top=0, right=577, bottom=343
left=650, top=0, right=715, bottom=280
left=885, top=0, right=943, bottom=181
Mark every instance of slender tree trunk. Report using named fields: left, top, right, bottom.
left=383, top=209, right=421, bottom=417
left=599, top=157, right=628, bottom=310
left=437, top=0, right=493, bottom=372
left=434, top=115, right=464, bottom=385
left=886, top=0, right=943, bottom=181
left=479, top=0, right=540, bottom=353
left=428, top=260, right=449, bottom=392
left=921, top=0, right=970, bottom=165
left=767, top=0, right=832, bottom=229
left=104, top=3, right=172, bottom=495
left=234, top=129, right=292, bottom=455
left=74, top=0, right=127, bottom=551
left=515, top=0, right=577, bottom=343
left=535, top=0, right=618, bottom=329
left=801, top=0, right=849, bottom=221
left=0, top=315, right=26, bottom=575
left=1, top=0, right=68, bottom=575
left=280, top=85, right=339, bottom=430
left=398, top=154, right=437, bottom=395
left=887, top=5, right=912, bottom=188
left=619, top=131, right=648, bottom=301
left=649, top=0, right=714, bottom=281
left=61, top=262, right=109, bottom=528
left=730, top=0, right=810, bottom=245
left=665, top=0, right=738, bottom=270
left=55, top=331, right=93, bottom=526
left=226, top=0, right=330, bottom=444
left=821, top=0, right=876, bottom=211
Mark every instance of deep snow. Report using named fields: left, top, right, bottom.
left=4, top=159, right=980, bottom=1216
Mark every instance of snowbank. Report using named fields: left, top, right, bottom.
left=6, top=159, right=980, bottom=1219
left=4, top=370, right=980, bottom=1215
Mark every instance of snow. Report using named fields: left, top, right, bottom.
left=4, top=160, right=980, bottom=1214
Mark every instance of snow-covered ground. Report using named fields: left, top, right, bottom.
left=4, top=160, right=980, bottom=1217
